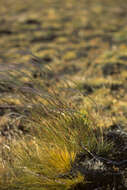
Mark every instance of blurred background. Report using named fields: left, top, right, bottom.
left=0, top=0, right=127, bottom=128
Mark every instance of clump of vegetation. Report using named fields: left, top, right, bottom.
left=0, top=75, right=113, bottom=190
left=0, top=53, right=127, bottom=189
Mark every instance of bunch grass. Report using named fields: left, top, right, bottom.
left=0, top=62, right=112, bottom=190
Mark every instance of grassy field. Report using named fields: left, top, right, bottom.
left=0, top=0, right=127, bottom=189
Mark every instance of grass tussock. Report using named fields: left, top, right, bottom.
left=0, top=66, right=112, bottom=190
left=0, top=91, right=112, bottom=190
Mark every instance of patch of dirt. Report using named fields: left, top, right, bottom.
left=70, top=127, right=127, bottom=189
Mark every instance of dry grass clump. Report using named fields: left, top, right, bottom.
left=0, top=93, right=112, bottom=190
left=0, top=66, right=112, bottom=190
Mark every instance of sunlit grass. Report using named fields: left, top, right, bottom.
left=0, top=93, right=113, bottom=190
left=0, top=58, right=113, bottom=190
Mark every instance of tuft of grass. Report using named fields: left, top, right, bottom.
left=0, top=61, right=113, bottom=190
left=0, top=97, right=112, bottom=190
